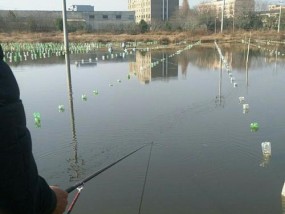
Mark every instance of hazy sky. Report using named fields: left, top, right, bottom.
left=0, top=0, right=201, bottom=11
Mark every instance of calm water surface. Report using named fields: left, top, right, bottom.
left=11, top=43, right=285, bottom=214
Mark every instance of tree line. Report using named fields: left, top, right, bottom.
left=0, top=2, right=284, bottom=34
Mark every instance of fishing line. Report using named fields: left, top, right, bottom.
left=65, top=143, right=151, bottom=193
left=138, top=142, right=153, bottom=214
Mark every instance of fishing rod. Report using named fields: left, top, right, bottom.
left=65, top=143, right=150, bottom=193
left=66, top=186, right=83, bottom=214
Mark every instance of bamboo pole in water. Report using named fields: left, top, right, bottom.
left=62, top=0, right=72, bottom=86
left=245, top=32, right=251, bottom=86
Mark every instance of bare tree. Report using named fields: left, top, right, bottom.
left=181, top=0, right=190, bottom=17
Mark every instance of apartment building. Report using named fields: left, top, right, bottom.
left=268, top=4, right=285, bottom=12
left=197, top=0, right=255, bottom=18
left=128, top=0, right=179, bottom=23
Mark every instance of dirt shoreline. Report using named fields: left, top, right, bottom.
left=0, top=31, right=283, bottom=44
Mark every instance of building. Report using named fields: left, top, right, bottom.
left=197, top=0, right=255, bottom=18
left=68, top=5, right=94, bottom=12
left=256, top=4, right=285, bottom=29
left=128, top=0, right=179, bottom=23
left=0, top=9, right=135, bottom=32
left=81, top=11, right=135, bottom=30
left=268, top=4, right=285, bottom=12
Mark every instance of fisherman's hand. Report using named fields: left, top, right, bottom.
left=50, top=186, right=68, bottom=214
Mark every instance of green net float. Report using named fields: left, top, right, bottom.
left=250, top=122, right=259, bottom=132
left=33, top=112, right=41, bottom=119
left=81, top=94, right=87, bottom=101
left=58, top=105, right=65, bottom=112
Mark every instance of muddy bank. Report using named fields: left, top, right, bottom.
left=0, top=30, right=283, bottom=44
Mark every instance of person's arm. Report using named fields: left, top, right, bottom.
left=0, top=44, right=68, bottom=214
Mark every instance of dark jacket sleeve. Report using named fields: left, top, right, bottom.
left=0, top=57, right=57, bottom=214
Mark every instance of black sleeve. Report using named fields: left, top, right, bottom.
left=0, top=58, right=57, bottom=214
left=0, top=101, right=57, bottom=214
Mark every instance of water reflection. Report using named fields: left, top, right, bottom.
left=129, top=51, right=178, bottom=84
left=178, top=44, right=284, bottom=72
left=9, top=44, right=284, bottom=75
left=215, top=58, right=225, bottom=107
left=281, top=195, right=285, bottom=214
left=66, top=68, right=85, bottom=182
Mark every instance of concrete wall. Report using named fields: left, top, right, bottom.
left=81, top=11, right=135, bottom=30
left=0, top=10, right=135, bottom=31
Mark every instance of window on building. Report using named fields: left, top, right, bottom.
left=103, top=15, right=108, bottom=19
left=116, top=15, right=122, bottom=19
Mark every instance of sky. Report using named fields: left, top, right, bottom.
left=0, top=0, right=202, bottom=11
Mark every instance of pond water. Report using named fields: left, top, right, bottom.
left=11, top=42, right=285, bottom=214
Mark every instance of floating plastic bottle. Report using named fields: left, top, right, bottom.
left=250, top=122, right=259, bottom=132
left=93, top=90, right=99, bottom=95
left=239, top=97, right=245, bottom=103
left=58, top=105, right=65, bottom=112
left=33, top=112, right=41, bottom=120
left=261, top=142, right=271, bottom=156
left=282, top=181, right=285, bottom=197
left=243, top=104, right=249, bottom=110
left=282, top=191, right=285, bottom=214
left=81, top=94, right=87, bottom=101
left=259, top=154, right=270, bottom=168
left=33, top=112, right=41, bottom=128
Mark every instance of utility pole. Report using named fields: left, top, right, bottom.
left=166, top=0, right=169, bottom=21
left=278, top=1, right=282, bottom=33
left=215, top=17, right=217, bottom=34
left=163, top=0, right=165, bottom=21
left=221, top=0, right=225, bottom=33
left=232, top=9, right=235, bottom=33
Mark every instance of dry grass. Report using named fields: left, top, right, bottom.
left=0, top=30, right=284, bottom=44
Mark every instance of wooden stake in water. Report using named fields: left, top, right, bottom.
left=245, top=32, right=251, bottom=86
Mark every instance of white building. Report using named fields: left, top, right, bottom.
left=197, top=0, right=255, bottom=18
left=68, top=5, right=94, bottom=12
